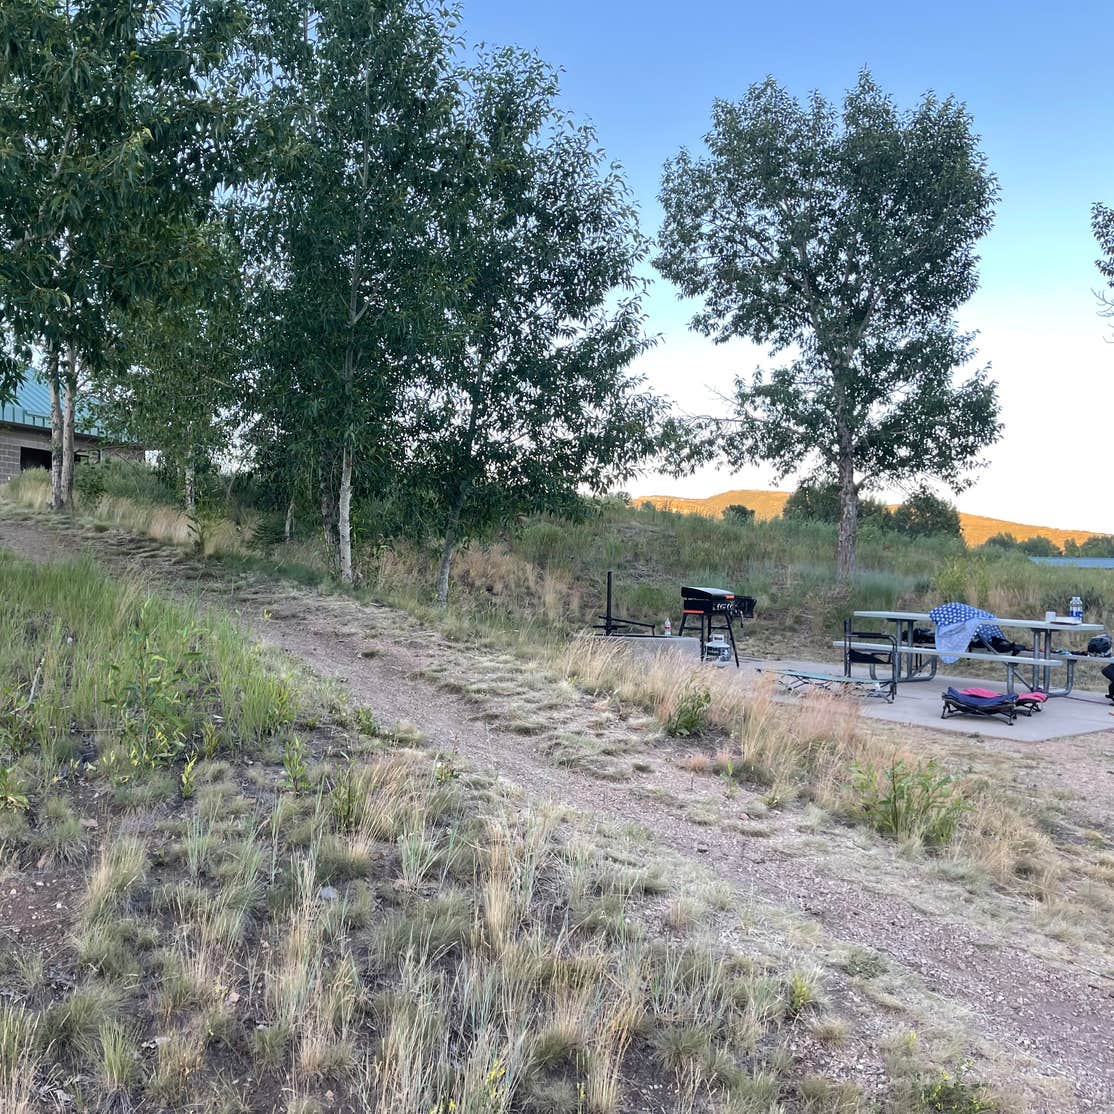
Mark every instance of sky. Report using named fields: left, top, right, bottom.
left=463, top=0, right=1114, bottom=533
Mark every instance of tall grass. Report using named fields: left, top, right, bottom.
left=0, top=552, right=297, bottom=775
left=360, top=500, right=1114, bottom=652
left=562, top=637, right=1061, bottom=894
left=9, top=465, right=1108, bottom=650
left=3, top=466, right=257, bottom=555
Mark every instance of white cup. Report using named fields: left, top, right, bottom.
left=1045, top=611, right=1056, bottom=622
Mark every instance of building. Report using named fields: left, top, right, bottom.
left=0, top=377, right=114, bottom=484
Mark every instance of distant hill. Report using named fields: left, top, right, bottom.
left=637, top=488, right=1106, bottom=548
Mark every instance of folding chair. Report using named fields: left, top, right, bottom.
left=940, top=687, right=1018, bottom=725
left=842, top=620, right=898, bottom=702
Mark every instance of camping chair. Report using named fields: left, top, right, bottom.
left=940, top=687, right=1018, bottom=725
left=842, top=620, right=898, bottom=702
left=957, top=687, right=1046, bottom=717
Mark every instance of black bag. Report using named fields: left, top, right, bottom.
left=971, top=634, right=1028, bottom=656
left=1087, top=634, right=1112, bottom=657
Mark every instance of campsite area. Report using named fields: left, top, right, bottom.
left=1, top=485, right=1113, bottom=1114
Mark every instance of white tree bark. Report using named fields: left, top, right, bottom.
left=284, top=498, right=295, bottom=543
left=338, top=445, right=353, bottom=584
left=184, top=463, right=196, bottom=514
left=48, top=350, right=64, bottom=510
left=61, top=350, right=77, bottom=508
left=836, top=440, right=858, bottom=584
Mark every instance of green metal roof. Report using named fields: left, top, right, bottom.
left=0, top=374, right=103, bottom=438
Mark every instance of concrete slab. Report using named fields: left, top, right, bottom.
left=757, top=658, right=1114, bottom=741
left=595, top=635, right=1114, bottom=742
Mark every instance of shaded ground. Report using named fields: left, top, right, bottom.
left=2, top=507, right=1114, bottom=1112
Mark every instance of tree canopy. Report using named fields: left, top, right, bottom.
left=890, top=488, right=963, bottom=540
left=1094, top=201, right=1114, bottom=325
left=412, top=48, right=661, bottom=602
left=656, top=71, right=1001, bottom=580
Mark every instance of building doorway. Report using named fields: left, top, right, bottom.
left=19, top=446, right=52, bottom=472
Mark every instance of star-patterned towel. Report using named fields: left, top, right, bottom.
left=928, top=603, right=1005, bottom=664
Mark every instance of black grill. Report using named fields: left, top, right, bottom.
left=678, top=586, right=756, bottom=666
left=681, top=586, right=757, bottom=618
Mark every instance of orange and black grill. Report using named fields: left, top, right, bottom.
left=677, top=586, right=757, bottom=667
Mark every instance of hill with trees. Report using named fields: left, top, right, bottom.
left=639, top=486, right=1111, bottom=549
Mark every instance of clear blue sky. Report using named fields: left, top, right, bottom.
left=465, top=0, right=1114, bottom=532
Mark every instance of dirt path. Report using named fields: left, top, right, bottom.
left=3, top=510, right=1114, bottom=1112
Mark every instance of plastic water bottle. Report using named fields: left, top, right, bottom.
left=663, top=617, right=672, bottom=637
left=1070, top=596, right=1083, bottom=621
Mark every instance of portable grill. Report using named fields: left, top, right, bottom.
left=677, top=586, right=757, bottom=667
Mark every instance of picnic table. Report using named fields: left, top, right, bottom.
left=849, top=610, right=1109, bottom=697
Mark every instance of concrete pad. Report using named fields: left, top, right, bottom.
left=594, top=635, right=1114, bottom=741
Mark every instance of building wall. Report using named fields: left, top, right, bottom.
left=0, top=426, right=115, bottom=485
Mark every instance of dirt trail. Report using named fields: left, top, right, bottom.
left=3, top=510, right=1114, bottom=1112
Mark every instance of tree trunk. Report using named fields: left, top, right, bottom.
left=435, top=493, right=465, bottom=606
left=47, top=350, right=64, bottom=510
left=338, top=445, right=353, bottom=584
left=319, top=450, right=340, bottom=572
left=284, top=498, right=295, bottom=543
left=61, top=347, right=77, bottom=508
left=184, top=463, right=196, bottom=514
left=836, top=448, right=858, bottom=584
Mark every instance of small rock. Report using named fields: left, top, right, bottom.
left=318, top=886, right=340, bottom=902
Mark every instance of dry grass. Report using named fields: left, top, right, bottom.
left=561, top=636, right=1064, bottom=896
left=1, top=733, right=895, bottom=1112
left=0, top=1004, right=40, bottom=1114
left=2, top=468, right=256, bottom=555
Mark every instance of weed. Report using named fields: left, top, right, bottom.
left=665, top=685, right=712, bottom=738
left=94, top=1019, right=139, bottom=1094
left=854, top=758, right=971, bottom=846
left=916, top=1067, right=996, bottom=1112
left=0, top=1003, right=38, bottom=1113
left=180, top=751, right=199, bottom=799
left=283, top=734, right=311, bottom=792
left=840, top=948, right=887, bottom=979
left=83, top=837, right=148, bottom=923
left=0, top=765, right=28, bottom=811
left=785, top=967, right=823, bottom=1015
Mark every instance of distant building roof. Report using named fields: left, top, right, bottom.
left=0, top=374, right=104, bottom=438
left=1030, top=557, right=1114, bottom=570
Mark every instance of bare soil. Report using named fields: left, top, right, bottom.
left=3, top=508, right=1114, bottom=1113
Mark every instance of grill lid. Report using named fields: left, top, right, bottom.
left=681, top=586, right=735, bottom=601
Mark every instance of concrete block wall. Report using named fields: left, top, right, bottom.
left=0, top=426, right=107, bottom=484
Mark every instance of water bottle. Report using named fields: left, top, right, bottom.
left=1069, top=595, right=1083, bottom=621
left=663, top=617, right=672, bottom=637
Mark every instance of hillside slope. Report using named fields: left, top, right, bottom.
left=639, top=487, right=1106, bottom=547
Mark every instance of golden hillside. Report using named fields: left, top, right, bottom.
left=637, top=488, right=1105, bottom=548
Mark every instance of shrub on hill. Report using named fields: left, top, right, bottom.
left=891, top=489, right=963, bottom=540
left=1065, top=535, right=1114, bottom=557
left=721, top=503, right=754, bottom=524
left=981, top=532, right=1063, bottom=557
left=783, top=481, right=892, bottom=527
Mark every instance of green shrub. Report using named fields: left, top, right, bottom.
left=915, top=1068, right=996, bottom=1112
left=666, top=686, right=712, bottom=737
left=891, top=488, right=962, bottom=540
left=74, top=458, right=176, bottom=506
left=853, top=758, right=970, bottom=846
left=722, top=504, right=754, bottom=524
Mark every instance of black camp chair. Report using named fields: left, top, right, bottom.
left=842, top=620, right=897, bottom=702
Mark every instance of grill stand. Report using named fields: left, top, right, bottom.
left=678, top=610, right=740, bottom=667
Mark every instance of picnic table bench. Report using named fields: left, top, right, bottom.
left=835, top=640, right=1065, bottom=694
